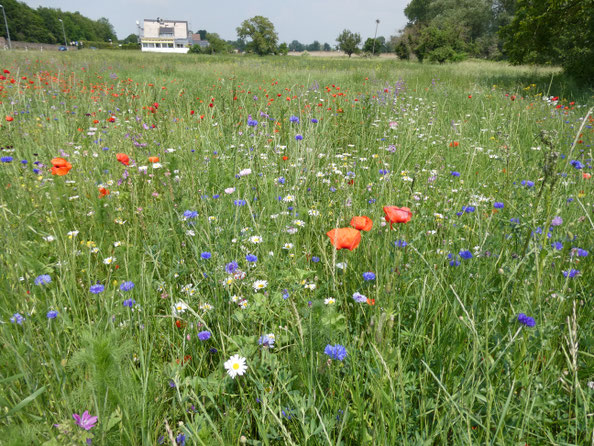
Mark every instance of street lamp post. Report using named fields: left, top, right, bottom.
left=59, top=18, right=67, bottom=49
left=0, top=4, right=11, bottom=50
left=372, top=19, right=380, bottom=56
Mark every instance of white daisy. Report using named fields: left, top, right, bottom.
left=224, top=354, right=247, bottom=379
left=172, top=301, right=188, bottom=316
left=249, top=235, right=263, bottom=244
left=324, top=297, right=336, bottom=305
left=103, top=257, right=116, bottom=265
left=253, top=280, right=268, bottom=292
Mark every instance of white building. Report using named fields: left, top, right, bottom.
left=139, top=18, right=191, bottom=53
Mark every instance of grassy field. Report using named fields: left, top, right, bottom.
left=0, top=50, right=592, bottom=445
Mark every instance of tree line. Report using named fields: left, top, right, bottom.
left=0, top=0, right=117, bottom=45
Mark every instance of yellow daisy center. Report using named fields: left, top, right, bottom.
left=233, top=363, right=239, bottom=370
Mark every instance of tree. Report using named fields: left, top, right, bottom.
left=336, top=29, right=361, bottom=57
left=121, top=33, right=138, bottom=44
left=277, top=42, right=289, bottom=55
left=236, top=16, right=278, bottom=55
left=306, top=40, right=321, bottom=51
left=197, top=29, right=207, bottom=40
left=323, top=42, right=331, bottom=51
left=500, top=0, right=593, bottom=84
left=363, top=37, right=384, bottom=54
left=289, top=40, right=305, bottom=52
left=414, top=23, right=469, bottom=63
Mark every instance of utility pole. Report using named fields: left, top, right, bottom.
left=59, top=18, right=67, bottom=49
left=372, top=19, right=380, bottom=56
left=0, top=4, right=11, bottom=49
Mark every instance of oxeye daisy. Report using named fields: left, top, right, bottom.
left=224, top=354, right=247, bottom=379
left=253, top=280, right=268, bottom=291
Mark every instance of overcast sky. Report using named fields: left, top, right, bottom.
left=22, top=0, right=409, bottom=44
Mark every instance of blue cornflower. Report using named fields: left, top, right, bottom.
left=277, top=177, right=286, bottom=184
left=258, top=334, right=275, bottom=349
left=21, top=159, right=28, bottom=165
left=311, top=256, right=320, bottom=263
left=570, top=160, right=583, bottom=169
left=311, top=118, right=318, bottom=123
left=198, top=331, right=211, bottom=341
left=90, top=284, right=105, bottom=294
left=246, top=254, right=258, bottom=263
left=46, top=310, right=58, bottom=319
left=572, top=248, right=588, bottom=257
left=368, top=198, right=376, bottom=204
left=329, top=187, right=336, bottom=192
left=120, top=281, right=135, bottom=292
left=449, top=260, right=461, bottom=267
left=123, top=298, right=136, bottom=308
left=34, top=274, right=52, bottom=286
left=521, top=180, right=535, bottom=188
left=289, top=115, right=300, bottom=123
left=459, top=250, right=473, bottom=259
left=225, top=261, right=239, bottom=274
left=200, top=252, right=212, bottom=259
left=282, top=289, right=290, bottom=300
left=362, top=272, right=376, bottom=281
left=183, top=210, right=198, bottom=219
left=551, top=242, right=563, bottom=250
left=562, top=269, right=580, bottom=278
left=493, top=202, right=504, bottom=209
left=176, top=433, right=186, bottom=445
left=450, top=171, right=460, bottom=177
left=394, top=240, right=407, bottom=248
left=352, top=292, right=367, bottom=303
left=324, top=344, right=347, bottom=361
left=10, top=313, right=25, bottom=324
left=33, top=168, right=40, bottom=174
left=462, top=206, right=475, bottom=213
left=517, top=313, right=536, bottom=327
left=295, top=134, right=303, bottom=141
left=379, top=169, right=389, bottom=175
left=510, top=218, right=520, bottom=224
left=234, top=199, right=247, bottom=206
left=1, top=156, right=13, bottom=163
left=247, top=118, right=258, bottom=127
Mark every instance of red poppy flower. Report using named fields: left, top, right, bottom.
left=50, top=157, right=72, bottom=176
left=449, top=141, right=459, bottom=147
left=383, top=206, right=412, bottom=227
left=148, top=156, right=159, bottom=163
left=5, top=116, right=13, bottom=122
left=98, top=187, right=110, bottom=198
left=116, top=153, right=130, bottom=166
left=350, top=216, right=373, bottom=231
left=326, top=227, right=361, bottom=251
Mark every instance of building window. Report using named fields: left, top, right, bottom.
left=142, top=43, right=148, bottom=48
left=176, top=44, right=184, bottom=48
left=168, top=43, right=173, bottom=48
left=148, top=43, right=155, bottom=48
left=155, top=43, right=161, bottom=48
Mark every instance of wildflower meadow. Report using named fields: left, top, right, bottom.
left=0, top=51, right=592, bottom=445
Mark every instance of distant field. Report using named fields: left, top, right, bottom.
left=0, top=51, right=592, bottom=445
left=287, top=51, right=399, bottom=58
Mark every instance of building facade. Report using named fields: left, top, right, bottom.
left=140, top=18, right=191, bottom=53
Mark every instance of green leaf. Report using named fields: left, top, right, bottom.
left=3, top=386, right=46, bottom=418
